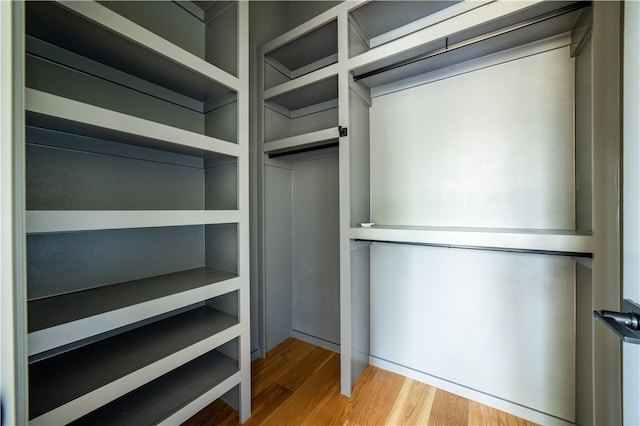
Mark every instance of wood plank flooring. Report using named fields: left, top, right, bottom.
left=183, top=338, right=538, bottom=426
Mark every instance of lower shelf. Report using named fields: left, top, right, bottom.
left=69, top=350, right=240, bottom=426
left=28, top=267, right=238, bottom=356
left=29, top=305, right=239, bottom=425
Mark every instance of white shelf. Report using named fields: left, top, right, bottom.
left=261, top=4, right=339, bottom=55
left=26, top=89, right=239, bottom=158
left=265, top=19, right=337, bottom=81
left=26, top=210, right=239, bottom=234
left=71, top=353, right=241, bottom=426
left=263, top=65, right=339, bottom=110
left=29, top=306, right=240, bottom=425
left=28, top=267, right=239, bottom=356
left=26, top=1, right=238, bottom=97
left=349, top=1, right=487, bottom=50
left=263, top=127, right=339, bottom=155
left=349, top=1, right=550, bottom=74
left=351, top=3, right=583, bottom=92
left=349, top=226, right=593, bottom=255
left=21, top=0, right=251, bottom=423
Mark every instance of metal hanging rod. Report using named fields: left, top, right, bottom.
left=268, top=141, right=339, bottom=159
left=352, top=2, right=590, bottom=82
left=354, top=238, right=593, bottom=258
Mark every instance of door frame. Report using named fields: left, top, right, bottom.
left=623, top=1, right=640, bottom=425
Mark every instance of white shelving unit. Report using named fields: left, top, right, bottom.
left=261, top=12, right=340, bottom=155
left=22, top=1, right=250, bottom=424
left=258, top=8, right=343, bottom=353
left=259, top=1, right=621, bottom=425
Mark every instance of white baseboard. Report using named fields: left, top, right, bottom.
left=369, top=356, right=575, bottom=426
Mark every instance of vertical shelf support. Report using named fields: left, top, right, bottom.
left=237, top=0, right=251, bottom=422
left=2, top=1, right=28, bottom=424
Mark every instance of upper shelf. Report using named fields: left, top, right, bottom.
left=348, top=1, right=588, bottom=90
left=264, top=19, right=338, bottom=90
left=349, top=0, right=464, bottom=52
left=26, top=89, right=239, bottom=158
left=25, top=1, right=239, bottom=101
left=349, top=225, right=593, bottom=255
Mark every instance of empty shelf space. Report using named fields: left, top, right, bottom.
left=263, top=74, right=339, bottom=143
left=29, top=306, right=239, bottom=424
left=26, top=210, right=239, bottom=233
left=26, top=123, right=238, bottom=211
left=26, top=89, right=239, bottom=157
left=28, top=267, right=239, bottom=355
left=264, top=67, right=338, bottom=109
left=26, top=1, right=238, bottom=98
left=349, top=226, right=593, bottom=255
left=264, top=19, right=338, bottom=89
left=69, top=349, right=240, bottom=426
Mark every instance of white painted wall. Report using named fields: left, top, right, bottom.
left=370, top=243, right=576, bottom=422
left=370, top=47, right=575, bottom=230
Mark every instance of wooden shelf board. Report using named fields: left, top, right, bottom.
left=70, top=353, right=240, bottom=426
left=26, top=210, right=239, bottom=234
left=26, top=89, right=240, bottom=158
left=29, top=306, right=239, bottom=424
left=349, top=226, right=593, bottom=255
left=26, top=1, right=238, bottom=99
left=28, top=267, right=239, bottom=355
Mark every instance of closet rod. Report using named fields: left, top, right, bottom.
left=268, top=141, right=339, bottom=158
left=352, top=2, right=590, bottom=82
left=354, top=238, right=593, bottom=258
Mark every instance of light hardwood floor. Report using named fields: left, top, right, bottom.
left=184, top=338, right=538, bottom=426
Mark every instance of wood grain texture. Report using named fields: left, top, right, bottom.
left=183, top=338, right=539, bottom=426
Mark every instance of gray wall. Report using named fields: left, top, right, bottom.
left=291, top=151, right=340, bottom=345
left=264, top=163, right=292, bottom=350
